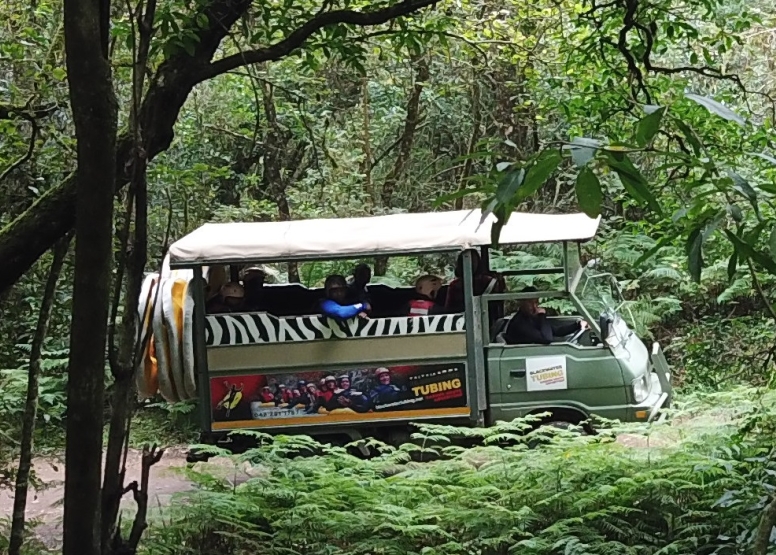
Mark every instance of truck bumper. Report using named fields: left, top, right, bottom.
left=638, top=342, right=673, bottom=423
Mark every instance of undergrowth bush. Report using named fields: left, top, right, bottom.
left=0, top=517, right=50, bottom=555
left=142, top=388, right=775, bottom=555
left=670, top=316, right=775, bottom=389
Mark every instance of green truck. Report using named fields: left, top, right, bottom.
left=138, top=209, right=672, bottom=453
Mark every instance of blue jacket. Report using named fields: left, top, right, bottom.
left=320, top=298, right=366, bottom=320
left=370, top=384, right=401, bottom=406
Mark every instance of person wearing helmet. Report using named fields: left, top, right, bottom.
left=319, top=274, right=370, bottom=320
left=259, top=385, right=275, bottom=403
left=287, top=382, right=320, bottom=411
left=445, top=249, right=505, bottom=313
left=275, top=383, right=293, bottom=404
left=346, top=263, right=372, bottom=304
left=242, top=267, right=267, bottom=311
left=324, top=374, right=369, bottom=412
left=369, top=367, right=401, bottom=408
left=406, top=275, right=444, bottom=317
left=318, top=375, right=337, bottom=402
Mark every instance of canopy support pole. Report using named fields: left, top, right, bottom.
left=462, top=250, right=486, bottom=424
left=192, top=266, right=212, bottom=435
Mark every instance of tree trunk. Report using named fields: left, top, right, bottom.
left=8, top=235, right=71, bottom=555
left=62, top=0, right=118, bottom=553
left=455, top=72, right=481, bottom=210
left=373, top=56, right=428, bottom=277
left=256, top=78, right=307, bottom=283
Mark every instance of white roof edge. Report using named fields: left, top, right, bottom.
left=168, top=210, right=601, bottom=267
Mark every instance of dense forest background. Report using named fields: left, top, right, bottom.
left=3, top=0, right=776, bottom=552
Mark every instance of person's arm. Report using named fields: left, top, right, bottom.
left=550, top=319, right=582, bottom=337
left=505, top=314, right=553, bottom=345
left=320, top=298, right=366, bottom=320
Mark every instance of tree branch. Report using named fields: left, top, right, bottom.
left=0, top=103, right=57, bottom=121
left=0, top=119, right=39, bottom=183
left=198, top=0, right=438, bottom=81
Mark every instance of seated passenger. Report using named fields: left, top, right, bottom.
left=324, top=374, right=369, bottom=413
left=242, top=267, right=266, bottom=311
left=258, top=386, right=275, bottom=403
left=346, top=263, right=372, bottom=304
left=369, top=367, right=401, bottom=407
left=504, top=287, right=588, bottom=345
left=406, top=275, right=445, bottom=316
left=319, top=274, right=370, bottom=320
left=275, top=384, right=293, bottom=405
left=207, top=282, right=246, bottom=313
left=318, top=375, right=337, bottom=402
left=445, top=249, right=505, bottom=313
left=204, top=265, right=227, bottom=309
left=288, top=383, right=320, bottom=412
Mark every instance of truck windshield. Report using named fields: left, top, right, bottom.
left=575, top=267, right=625, bottom=320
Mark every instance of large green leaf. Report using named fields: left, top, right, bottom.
left=727, top=204, right=743, bottom=223
left=565, top=137, right=600, bottom=168
left=686, top=228, right=703, bottom=283
left=727, top=252, right=738, bottom=283
left=685, top=93, right=746, bottom=127
left=744, top=221, right=767, bottom=244
left=575, top=167, right=602, bottom=218
left=518, top=149, right=562, bottom=202
left=634, top=106, right=665, bottom=147
left=702, top=209, right=726, bottom=241
left=674, top=119, right=701, bottom=155
left=605, top=154, right=662, bottom=214
left=725, top=230, right=776, bottom=275
left=727, top=169, right=758, bottom=204
left=490, top=204, right=509, bottom=246
left=495, top=168, right=525, bottom=204
left=752, top=152, right=776, bottom=166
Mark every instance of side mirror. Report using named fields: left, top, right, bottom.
left=599, top=315, right=611, bottom=339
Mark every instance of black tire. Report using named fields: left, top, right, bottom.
left=186, top=448, right=211, bottom=464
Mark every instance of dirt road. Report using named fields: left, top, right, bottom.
left=0, top=447, right=253, bottom=551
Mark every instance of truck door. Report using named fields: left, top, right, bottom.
left=491, top=342, right=629, bottom=423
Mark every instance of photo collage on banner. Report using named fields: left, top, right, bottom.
left=210, top=362, right=468, bottom=428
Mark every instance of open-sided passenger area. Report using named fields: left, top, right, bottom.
left=252, top=282, right=448, bottom=318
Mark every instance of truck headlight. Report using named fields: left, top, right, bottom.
left=632, top=375, right=649, bottom=403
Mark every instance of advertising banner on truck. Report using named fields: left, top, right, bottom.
left=209, top=362, right=468, bottom=430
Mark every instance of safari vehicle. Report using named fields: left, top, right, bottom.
left=136, top=209, right=672, bottom=453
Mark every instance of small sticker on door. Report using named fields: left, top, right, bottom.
left=525, top=356, right=568, bottom=392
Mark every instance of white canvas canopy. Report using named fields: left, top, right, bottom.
left=168, top=209, right=601, bottom=267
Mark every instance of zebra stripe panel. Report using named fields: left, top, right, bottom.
left=205, top=313, right=465, bottom=347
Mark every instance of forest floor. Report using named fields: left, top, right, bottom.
left=0, top=415, right=724, bottom=550
left=0, top=447, right=258, bottom=551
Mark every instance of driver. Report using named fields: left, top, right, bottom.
left=504, top=287, right=587, bottom=345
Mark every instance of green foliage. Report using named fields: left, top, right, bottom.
left=0, top=517, right=50, bottom=555
left=0, top=346, right=69, bottom=432
left=129, top=401, right=200, bottom=448
left=671, top=316, right=774, bottom=389
left=142, top=389, right=776, bottom=555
